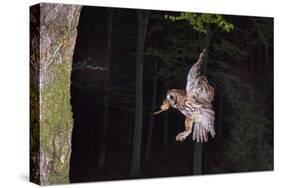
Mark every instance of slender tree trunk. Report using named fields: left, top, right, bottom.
left=98, top=9, right=113, bottom=168
left=249, top=51, right=255, bottom=80
left=30, top=3, right=81, bottom=185
left=127, top=111, right=133, bottom=145
left=264, top=42, right=269, bottom=67
left=145, top=61, right=158, bottom=160
left=193, top=25, right=211, bottom=175
left=217, top=92, right=224, bottom=140
left=193, top=143, right=203, bottom=175
left=130, top=10, right=150, bottom=177
left=258, top=46, right=263, bottom=73
left=163, top=113, right=169, bottom=148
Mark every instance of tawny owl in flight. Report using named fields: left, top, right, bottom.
left=154, top=49, right=215, bottom=143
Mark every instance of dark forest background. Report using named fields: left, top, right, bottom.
left=69, top=6, right=273, bottom=183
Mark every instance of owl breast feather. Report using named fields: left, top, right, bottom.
left=177, top=105, right=216, bottom=137
left=175, top=104, right=200, bottom=117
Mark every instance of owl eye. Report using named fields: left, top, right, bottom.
left=169, top=95, right=174, bottom=100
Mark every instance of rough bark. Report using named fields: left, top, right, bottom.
left=30, top=4, right=40, bottom=184
left=30, top=3, right=81, bottom=185
left=130, top=10, right=150, bottom=177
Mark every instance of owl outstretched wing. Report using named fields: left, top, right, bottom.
left=185, top=49, right=214, bottom=104
left=186, top=49, right=216, bottom=142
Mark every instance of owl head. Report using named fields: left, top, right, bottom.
left=166, top=89, right=178, bottom=105
left=154, top=89, right=184, bottom=115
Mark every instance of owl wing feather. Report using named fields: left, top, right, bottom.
left=185, top=49, right=216, bottom=142
left=185, top=49, right=214, bottom=104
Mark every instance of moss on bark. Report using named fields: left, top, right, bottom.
left=30, top=3, right=81, bottom=185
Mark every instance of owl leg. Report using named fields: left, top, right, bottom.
left=176, top=117, right=193, bottom=142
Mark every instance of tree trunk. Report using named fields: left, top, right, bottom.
left=30, top=3, right=81, bottom=185
left=264, top=42, right=269, bottom=67
left=217, top=93, right=224, bottom=140
left=145, top=61, right=158, bottom=160
left=127, top=111, right=133, bottom=145
left=193, top=25, right=211, bottom=175
left=163, top=113, right=169, bottom=148
left=257, top=46, right=263, bottom=73
left=249, top=50, right=255, bottom=80
left=98, top=9, right=113, bottom=168
left=130, top=10, right=150, bottom=177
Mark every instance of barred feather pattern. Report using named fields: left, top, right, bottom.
left=192, top=108, right=215, bottom=142
left=171, top=92, right=215, bottom=142
left=166, top=49, right=215, bottom=143
left=186, top=49, right=214, bottom=104
left=187, top=50, right=215, bottom=142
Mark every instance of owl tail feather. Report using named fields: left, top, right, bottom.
left=193, top=123, right=208, bottom=143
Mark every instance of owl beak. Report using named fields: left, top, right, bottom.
left=154, top=100, right=170, bottom=115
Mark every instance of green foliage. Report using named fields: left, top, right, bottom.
left=204, top=17, right=273, bottom=173
left=165, top=13, right=234, bottom=33
left=211, top=88, right=273, bottom=172
left=213, top=40, right=248, bottom=60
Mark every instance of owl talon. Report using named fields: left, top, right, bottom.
left=176, top=131, right=191, bottom=142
